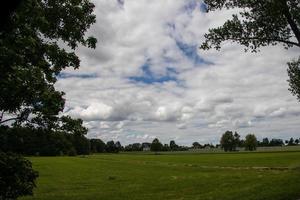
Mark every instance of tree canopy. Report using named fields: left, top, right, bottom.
left=201, top=0, right=300, bottom=51
left=220, top=131, right=240, bottom=151
left=151, top=138, right=163, bottom=152
left=0, top=152, right=38, bottom=200
left=244, top=134, right=258, bottom=151
left=0, top=0, right=97, bottom=199
left=0, top=0, right=97, bottom=128
left=201, top=0, right=300, bottom=101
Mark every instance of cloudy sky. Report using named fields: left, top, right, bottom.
left=56, top=0, right=300, bottom=145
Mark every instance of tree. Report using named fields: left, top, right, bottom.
left=131, top=143, right=142, bottom=151
left=295, top=138, right=300, bottom=145
left=0, top=0, right=97, bottom=127
left=287, top=58, right=300, bottom=101
left=288, top=137, right=295, bottom=146
left=90, top=139, right=106, bottom=153
left=162, top=144, right=170, bottom=151
left=0, top=0, right=97, bottom=198
left=169, top=140, right=178, bottom=151
left=269, top=138, right=284, bottom=146
left=71, top=134, right=90, bottom=155
left=150, top=138, right=163, bottom=153
left=201, top=0, right=300, bottom=101
left=106, top=141, right=116, bottom=153
left=192, top=142, right=202, bottom=149
left=0, top=152, right=38, bottom=200
left=244, top=134, right=258, bottom=151
left=220, top=131, right=236, bottom=151
left=0, top=0, right=23, bottom=31
left=233, top=132, right=241, bottom=147
left=261, top=138, right=270, bottom=147
left=115, top=141, right=123, bottom=152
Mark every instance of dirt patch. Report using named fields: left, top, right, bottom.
left=184, top=165, right=293, bottom=171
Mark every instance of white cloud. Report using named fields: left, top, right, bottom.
left=55, top=0, right=300, bottom=145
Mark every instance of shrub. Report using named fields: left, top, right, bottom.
left=0, top=152, right=38, bottom=200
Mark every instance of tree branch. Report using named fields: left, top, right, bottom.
left=0, top=117, right=20, bottom=124
left=0, top=111, right=4, bottom=122
left=219, top=36, right=300, bottom=48
left=281, top=0, right=300, bottom=45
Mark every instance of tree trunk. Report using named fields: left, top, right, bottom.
left=281, top=0, right=300, bottom=45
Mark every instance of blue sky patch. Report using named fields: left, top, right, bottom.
left=183, top=1, right=198, bottom=14
left=199, top=3, right=208, bottom=12
left=58, top=72, right=97, bottom=79
left=129, top=63, right=178, bottom=84
left=175, top=40, right=208, bottom=65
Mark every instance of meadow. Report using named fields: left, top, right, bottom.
left=23, top=151, right=300, bottom=200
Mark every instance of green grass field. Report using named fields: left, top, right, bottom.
left=22, top=151, right=300, bottom=200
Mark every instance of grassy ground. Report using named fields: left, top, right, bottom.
left=23, top=151, right=300, bottom=200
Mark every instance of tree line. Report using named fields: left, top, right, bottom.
left=219, top=131, right=300, bottom=152
left=2, top=127, right=298, bottom=156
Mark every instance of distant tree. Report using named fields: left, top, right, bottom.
left=234, top=132, right=241, bottom=147
left=0, top=152, right=38, bottom=200
left=239, top=139, right=245, bottom=147
left=288, top=137, right=296, bottom=146
left=295, top=138, right=299, bottom=145
left=162, top=144, right=170, bottom=151
left=262, top=138, right=270, bottom=147
left=220, top=131, right=236, bottom=152
left=269, top=138, right=284, bottom=147
left=151, top=138, right=163, bottom=153
left=71, top=134, right=90, bottom=155
left=115, top=141, right=123, bottom=152
left=244, top=134, right=258, bottom=151
left=124, top=144, right=132, bottom=151
left=192, top=142, right=202, bottom=149
left=106, top=141, right=115, bottom=153
left=59, top=116, right=90, bottom=155
left=169, top=140, right=178, bottom=151
left=90, top=139, right=106, bottom=153
left=200, top=0, right=300, bottom=102
left=131, top=143, right=142, bottom=151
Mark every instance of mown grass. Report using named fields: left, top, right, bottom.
left=23, top=151, right=300, bottom=200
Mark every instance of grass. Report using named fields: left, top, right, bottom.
left=22, top=151, right=300, bottom=200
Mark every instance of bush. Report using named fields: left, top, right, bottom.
left=68, top=148, right=77, bottom=156
left=0, top=152, right=38, bottom=200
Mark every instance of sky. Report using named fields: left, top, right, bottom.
left=55, top=0, right=300, bottom=146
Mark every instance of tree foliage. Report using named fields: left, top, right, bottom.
left=0, top=126, right=91, bottom=156
left=0, top=0, right=97, bottom=127
left=0, top=0, right=97, bottom=199
left=192, top=142, right=202, bottom=149
left=170, top=140, right=179, bottom=151
left=151, top=138, right=163, bottom=152
left=201, top=0, right=300, bottom=101
left=220, top=131, right=241, bottom=151
left=90, top=139, right=106, bottom=153
left=0, top=152, right=38, bottom=200
left=287, top=58, right=300, bottom=101
left=201, top=0, right=300, bottom=51
left=244, top=134, right=257, bottom=151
